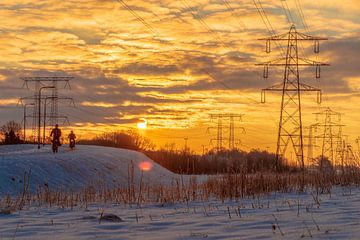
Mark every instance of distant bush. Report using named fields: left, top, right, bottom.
left=78, top=130, right=154, bottom=151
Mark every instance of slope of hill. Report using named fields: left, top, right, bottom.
left=0, top=145, right=177, bottom=196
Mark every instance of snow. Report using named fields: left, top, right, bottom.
left=0, top=144, right=178, bottom=196
left=1, top=187, right=360, bottom=239
left=1, top=145, right=360, bottom=239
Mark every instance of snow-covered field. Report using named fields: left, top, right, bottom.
left=0, top=144, right=178, bottom=196
left=1, top=187, right=359, bottom=239
left=1, top=145, right=360, bottom=239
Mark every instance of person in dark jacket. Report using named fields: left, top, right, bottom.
left=68, top=130, right=76, bottom=150
left=50, top=124, right=62, bottom=153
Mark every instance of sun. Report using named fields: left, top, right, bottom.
left=137, top=118, right=147, bottom=129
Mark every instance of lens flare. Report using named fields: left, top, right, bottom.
left=139, top=161, right=152, bottom=171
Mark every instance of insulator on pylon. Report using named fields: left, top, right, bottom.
left=263, top=65, right=269, bottom=78
left=316, top=65, right=321, bottom=78
left=314, top=40, right=320, bottom=54
left=261, top=90, right=266, bottom=103
left=317, top=91, right=322, bottom=104
left=266, top=40, right=271, bottom=53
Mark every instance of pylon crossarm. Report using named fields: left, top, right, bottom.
left=296, top=32, right=328, bottom=41
left=256, top=58, right=286, bottom=66
left=298, top=83, right=321, bottom=92
left=256, top=57, right=329, bottom=66
left=262, top=82, right=284, bottom=91
left=314, top=123, right=345, bottom=127
left=298, top=58, right=329, bottom=66
left=258, top=32, right=328, bottom=42
left=258, top=32, right=289, bottom=41
left=262, top=83, right=321, bottom=92
left=313, top=108, right=341, bottom=116
left=261, top=83, right=284, bottom=102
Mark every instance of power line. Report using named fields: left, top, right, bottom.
left=180, top=0, right=231, bottom=49
left=279, top=0, right=308, bottom=60
left=220, top=0, right=247, bottom=31
left=115, top=0, right=157, bottom=35
left=253, top=0, right=286, bottom=56
left=280, top=0, right=294, bottom=24
left=294, top=0, right=309, bottom=32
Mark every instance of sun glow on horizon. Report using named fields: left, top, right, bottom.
left=137, top=118, right=147, bottom=129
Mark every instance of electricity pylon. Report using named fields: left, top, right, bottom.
left=313, top=107, right=344, bottom=166
left=208, top=114, right=244, bottom=152
left=20, top=77, right=73, bottom=144
left=258, top=25, right=328, bottom=170
left=304, top=123, right=320, bottom=166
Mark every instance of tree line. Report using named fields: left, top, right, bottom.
left=78, top=131, right=296, bottom=174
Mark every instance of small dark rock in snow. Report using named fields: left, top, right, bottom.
left=100, top=214, right=123, bottom=222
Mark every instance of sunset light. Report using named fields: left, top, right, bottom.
left=0, top=0, right=358, bottom=155
left=137, top=118, right=147, bottom=129
left=1, top=1, right=360, bottom=239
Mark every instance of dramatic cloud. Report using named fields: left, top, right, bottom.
left=0, top=0, right=359, bottom=153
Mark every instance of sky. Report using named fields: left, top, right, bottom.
left=0, top=0, right=360, bottom=159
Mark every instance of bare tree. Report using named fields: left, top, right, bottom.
left=127, top=129, right=155, bottom=151
left=0, top=120, right=22, bottom=144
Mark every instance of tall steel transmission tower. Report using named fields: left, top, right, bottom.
left=20, top=77, right=74, bottom=144
left=304, top=123, right=320, bottom=165
left=208, top=114, right=244, bottom=152
left=258, top=25, right=328, bottom=170
left=313, top=107, right=344, bottom=166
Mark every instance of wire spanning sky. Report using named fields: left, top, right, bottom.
left=0, top=0, right=359, bottom=153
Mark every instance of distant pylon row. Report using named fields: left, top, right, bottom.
left=18, top=77, right=75, bottom=148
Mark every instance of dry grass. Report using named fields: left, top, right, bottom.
left=2, top=168, right=360, bottom=213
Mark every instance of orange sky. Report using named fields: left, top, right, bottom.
left=0, top=0, right=360, bottom=158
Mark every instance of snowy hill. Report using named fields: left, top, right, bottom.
left=0, top=145, right=177, bottom=196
